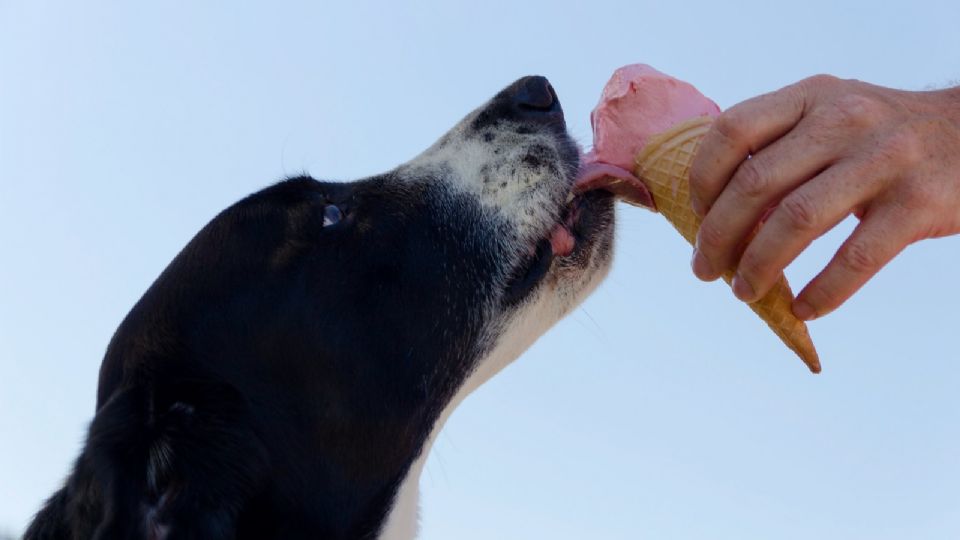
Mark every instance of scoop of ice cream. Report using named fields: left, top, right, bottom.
left=588, top=64, right=720, bottom=170
left=575, top=64, right=721, bottom=210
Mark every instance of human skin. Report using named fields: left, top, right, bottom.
left=687, top=76, right=960, bottom=321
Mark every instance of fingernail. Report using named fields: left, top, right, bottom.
left=793, top=300, right=817, bottom=321
left=691, top=197, right=706, bottom=217
left=691, top=249, right=717, bottom=281
left=731, top=273, right=756, bottom=302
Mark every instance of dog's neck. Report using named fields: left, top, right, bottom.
left=378, top=295, right=562, bottom=540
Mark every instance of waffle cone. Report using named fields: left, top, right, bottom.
left=633, top=116, right=821, bottom=373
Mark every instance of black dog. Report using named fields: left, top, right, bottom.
left=25, top=76, right=617, bottom=540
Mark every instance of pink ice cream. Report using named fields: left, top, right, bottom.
left=576, top=64, right=721, bottom=210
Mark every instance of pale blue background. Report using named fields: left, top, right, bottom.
left=2, top=1, right=959, bottom=538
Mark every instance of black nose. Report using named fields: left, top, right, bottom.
left=508, top=76, right=561, bottom=117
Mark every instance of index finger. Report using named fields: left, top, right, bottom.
left=689, top=80, right=810, bottom=216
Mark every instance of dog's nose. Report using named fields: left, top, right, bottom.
left=508, top=76, right=562, bottom=118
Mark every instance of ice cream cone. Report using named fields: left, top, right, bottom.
left=633, top=116, right=821, bottom=373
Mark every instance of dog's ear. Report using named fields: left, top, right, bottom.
left=23, top=487, right=74, bottom=540
left=82, top=376, right=267, bottom=540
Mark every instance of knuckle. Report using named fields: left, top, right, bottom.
left=896, top=180, right=938, bottom=213
left=732, top=159, right=769, bottom=199
left=795, top=74, right=840, bottom=102
left=778, top=191, right=821, bottom=232
left=803, top=74, right=841, bottom=88
left=713, top=112, right=748, bottom=147
left=833, top=93, right=884, bottom=126
left=810, top=93, right=883, bottom=132
left=876, top=122, right=925, bottom=167
left=838, top=239, right=882, bottom=274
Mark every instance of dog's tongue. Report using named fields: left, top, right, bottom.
left=549, top=226, right=575, bottom=257
left=574, top=160, right=655, bottom=209
left=576, top=63, right=721, bottom=209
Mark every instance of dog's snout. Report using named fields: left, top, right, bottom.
left=471, top=76, right=567, bottom=133
left=509, top=76, right=561, bottom=118
left=512, top=76, right=556, bottom=110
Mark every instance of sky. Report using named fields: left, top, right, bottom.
left=1, top=1, right=959, bottom=538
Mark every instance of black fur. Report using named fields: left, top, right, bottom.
left=25, top=76, right=614, bottom=539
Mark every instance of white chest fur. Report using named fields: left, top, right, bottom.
left=377, top=261, right=609, bottom=539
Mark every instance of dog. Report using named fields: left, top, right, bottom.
left=25, top=76, right=618, bottom=539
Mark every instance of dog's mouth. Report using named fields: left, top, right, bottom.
left=547, top=161, right=656, bottom=258
left=503, top=170, right=619, bottom=306
left=547, top=191, right=594, bottom=258
left=574, top=161, right=656, bottom=211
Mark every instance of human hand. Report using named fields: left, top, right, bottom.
left=688, top=75, right=960, bottom=320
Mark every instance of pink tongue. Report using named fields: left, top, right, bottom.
left=575, top=157, right=656, bottom=210
left=549, top=225, right=575, bottom=257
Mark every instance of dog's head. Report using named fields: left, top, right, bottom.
left=94, top=76, right=616, bottom=536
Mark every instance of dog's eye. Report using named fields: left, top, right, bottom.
left=322, top=205, right=343, bottom=227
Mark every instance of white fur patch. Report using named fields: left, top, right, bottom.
left=376, top=85, right=612, bottom=539
left=377, top=240, right=613, bottom=540
left=395, top=111, right=575, bottom=249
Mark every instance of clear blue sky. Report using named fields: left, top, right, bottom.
left=2, top=1, right=959, bottom=538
